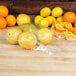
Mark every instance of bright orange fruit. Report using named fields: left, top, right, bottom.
left=61, top=22, right=68, bottom=28
left=74, top=16, right=76, bottom=22
left=0, top=5, right=9, bottom=17
left=74, top=16, right=76, bottom=27
left=0, top=17, right=7, bottom=29
left=65, top=22, right=75, bottom=32
left=63, top=12, right=75, bottom=23
left=73, top=30, right=76, bottom=35
left=6, top=15, right=16, bottom=27
left=55, top=23, right=65, bottom=32
left=74, top=22, right=76, bottom=27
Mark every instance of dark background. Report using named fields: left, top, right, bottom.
left=0, top=0, right=76, bottom=14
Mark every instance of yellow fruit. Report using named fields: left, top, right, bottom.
left=17, top=14, right=30, bottom=25
left=20, top=23, right=37, bottom=33
left=6, top=15, right=16, bottom=27
left=38, top=18, right=48, bottom=28
left=46, top=16, right=56, bottom=26
left=34, top=15, right=43, bottom=25
left=66, top=32, right=76, bottom=40
left=37, top=28, right=52, bottom=45
left=52, top=7, right=63, bottom=17
left=40, top=7, right=51, bottom=17
left=57, top=16, right=63, bottom=22
left=6, top=27, right=22, bottom=44
left=18, top=32, right=37, bottom=49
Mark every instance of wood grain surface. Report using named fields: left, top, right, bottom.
left=0, top=26, right=76, bottom=76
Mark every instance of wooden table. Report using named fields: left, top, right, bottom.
left=0, top=27, right=76, bottom=76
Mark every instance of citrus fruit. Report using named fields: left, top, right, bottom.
left=63, top=12, right=75, bottom=23
left=0, top=17, right=7, bottom=29
left=6, top=27, right=22, bottom=44
left=40, top=7, right=51, bottom=17
left=55, top=23, right=65, bottom=32
left=37, top=28, right=52, bottom=45
left=38, top=18, right=48, bottom=28
left=66, top=32, right=76, bottom=40
left=46, top=16, right=56, bottom=26
left=74, top=16, right=76, bottom=22
left=17, top=14, right=30, bottom=25
left=61, top=22, right=75, bottom=33
left=34, top=15, right=43, bottom=25
left=67, top=26, right=75, bottom=32
left=6, top=15, right=16, bottom=27
left=64, top=22, right=74, bottom=32
left=61, top=22, right=68, bottom=28
left=52, top=7, right=63, bottom=17
left=20, top=23, right=37, bottom=33
left=74, top=22, right=76, bottom=27
left=18, top=32, right=37, bottom=49
left=0, top=5, right=8, bottom=17
left=74, top=16, right=76, bottom=27
left=73, top=30, right=76, bottom=35
left=57, top=16, right=63, bottom=22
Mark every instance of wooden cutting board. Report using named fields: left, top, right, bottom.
left=0, top=28, right=76, bottom=76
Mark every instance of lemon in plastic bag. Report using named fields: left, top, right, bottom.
left=6, top=27, right=22, bottom=44
left=36, top=28, right=52, bottom=45
left=18, top=32, right=37, bottom=49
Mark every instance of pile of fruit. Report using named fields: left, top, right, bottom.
left=0, top=5, right=16, bottom=29
left=6, top=26, right=52, bottom=49
left=0, top=5, right=76, bottom=49
left=34, top=7, right=76, bottom=40
left=51, top=12, right=76, bottom=40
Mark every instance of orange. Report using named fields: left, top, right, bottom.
left=66, top=32, right=76, bottom=39
left=55, top=23, right=65, bottom=32
left=0, top=5, right=8, bottom=17
left=74, top=16, right=76, bottom=27
left=74, top=22, right=76, bottom=27
left=65, top=22, right=75, bottom=32
left=74, top=16, right=76, bottom=22
left=61, top=22, right=68, bottom=28
left=63, top=12, right=75, bottom=23
left=6, top=15, right=16, bottom=27
left=0, top=17, right=7, bottom=29
left=61, top=22, right=74, bottom=32
left=73, top=30, right=76, bottom=35
left=67, top=27, right=75, bottom=32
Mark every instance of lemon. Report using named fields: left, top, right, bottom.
left=46, top=16, right=56, bottom=26
left=57, top=16, right=63, bottom=22
left=17, top=14, right=30, bottom=25
left=18, top=32, right=37, bottom=49
left=40, top=7, right=51, bottom=17
left=34, top=15, right=43, bottom=25
left=6, top=27, right=22, bottom=44
left=52, top=7, right=63, bottom=17
left=38, top=18, right=48, bottom=28
left=37, top=28, right=52, bottom=45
